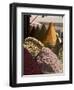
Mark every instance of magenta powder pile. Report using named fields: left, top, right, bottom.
left=36, top=47, right=63, bottom=73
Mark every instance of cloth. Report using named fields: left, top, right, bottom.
left=24, top=48, right=42, bottom=75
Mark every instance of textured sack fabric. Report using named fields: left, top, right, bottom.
left=24, top=48, right=42, bottom=75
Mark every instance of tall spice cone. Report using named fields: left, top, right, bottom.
left=42, top=23, right=57, bottom=46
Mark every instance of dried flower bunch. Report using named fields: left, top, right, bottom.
left=36, top=47, right=63, bottom=73
left=23, top=37, right=44, bottom=57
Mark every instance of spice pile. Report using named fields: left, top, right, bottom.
left=23, top=37, right=44, bottom=58
left=36, top=47, right=63, bottom=73
left=23, top=37, right=63, bottom=74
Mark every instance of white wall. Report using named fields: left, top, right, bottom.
left=0, top=0, right=74, bottom=89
